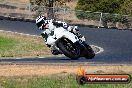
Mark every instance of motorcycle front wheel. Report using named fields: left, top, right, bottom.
left=84, top=44, right=95, bottom=59
left=56, top=38, right=80, bottom=60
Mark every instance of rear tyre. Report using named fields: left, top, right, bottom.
left=57, top=38, right=80, bottom=60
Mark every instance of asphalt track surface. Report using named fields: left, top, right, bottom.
left=0, top=20, right=132, bottom=64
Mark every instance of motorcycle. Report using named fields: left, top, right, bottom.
left=44, top=27, right=95, bottom=60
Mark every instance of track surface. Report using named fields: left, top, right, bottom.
left=0, top=20, right=132, bottom=64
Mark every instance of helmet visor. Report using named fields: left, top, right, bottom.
left=37, top=19, right=45, bottom=28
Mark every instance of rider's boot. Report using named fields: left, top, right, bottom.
left=46, top=44, right=60, bottom=55
left=51, top=45, right=62, bottom=55
left=51, top=49, right=61, bottom=55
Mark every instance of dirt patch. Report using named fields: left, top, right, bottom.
left=0, top=64, right=132, bottom=76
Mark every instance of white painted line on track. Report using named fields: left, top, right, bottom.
left=38, top=57, right=46, bottom=58
left=90, top=45, right=104, bottom=54
left=0, top=30, right=41, bottom=37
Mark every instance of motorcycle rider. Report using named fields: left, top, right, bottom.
left=35, top=15, right=85, bottom=55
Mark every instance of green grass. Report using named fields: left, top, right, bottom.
left=0, top=36, right=17, bottom=51
left=0, top=31, right=51, bottom=57
left=0, top=74, right=131, bottom=88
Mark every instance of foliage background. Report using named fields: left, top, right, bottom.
left=75, top=0, right=132, bottom=16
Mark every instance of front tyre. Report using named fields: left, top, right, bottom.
left=57, top=38, right=80, bottom=60
left=85, top=45, right=95, bottom=59
left=81, top=42, right=95, bottom=59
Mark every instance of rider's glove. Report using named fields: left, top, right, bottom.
left=52, top=21, right=63, bottom=27
left=79, top=36, right=85, bottom=42
left=67, top=26, right=79, bottom=33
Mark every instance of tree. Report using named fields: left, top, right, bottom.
left=75, top=0, right=132, bottom=16
left=30, top=0, right=48, bottom=6
left=30, top=0, right=74, bottom=18
left=75, top=0, right=131, bottom=28
left=75, top=0, right=121, bottom=13
left=120, top=0, right=132, bottom=15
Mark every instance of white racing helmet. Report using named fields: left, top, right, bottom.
left=36, top=16, right=47, bottom=29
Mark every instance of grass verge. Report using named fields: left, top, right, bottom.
left=0, top=31, right=51, bottom=57
left=0, top=73, right=131, bottom=88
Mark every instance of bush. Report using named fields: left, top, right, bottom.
left=75, top=0, right=130, bottom=25
left=75, top=0, right=121, bottom=13
left=75, top=11, right=101, bottom=20
left=102, top=13, right=128, bottom=23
